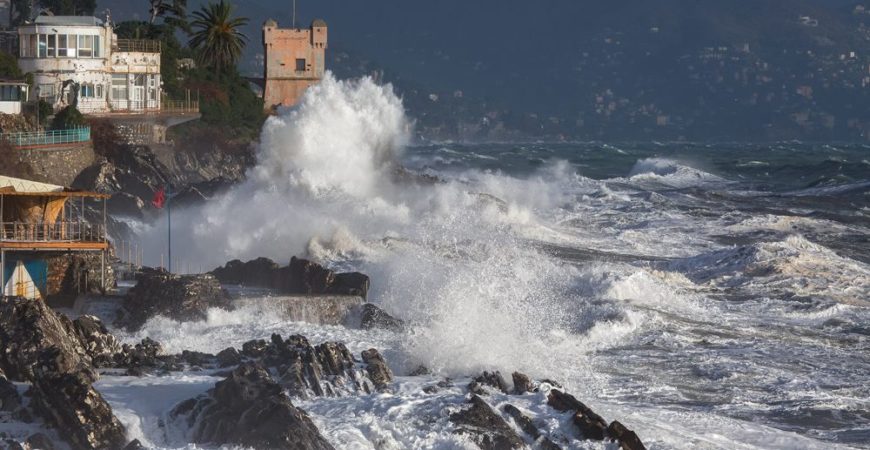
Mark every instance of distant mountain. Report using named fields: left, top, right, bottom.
left=97, top=0, right=870, bottom=141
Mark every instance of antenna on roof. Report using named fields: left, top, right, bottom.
left=293, top=0, right=296, bottom=28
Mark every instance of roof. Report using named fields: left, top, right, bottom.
left=312, top=19, right=327, bottom=28
left=33, top=15, right=104, bottom=27
left=0, top=80, right=27, bottom=86
left=0, top=176, right=63, bottom=193
left=0, top=176, right=110, bottom=198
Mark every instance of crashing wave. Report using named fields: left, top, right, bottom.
left=625, top=157, right=730, bottom=189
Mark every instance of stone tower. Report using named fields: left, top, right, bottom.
left=262, top=18, right=328, bottom=111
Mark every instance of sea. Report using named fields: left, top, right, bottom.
left=96, top=75, right=869, bottom=449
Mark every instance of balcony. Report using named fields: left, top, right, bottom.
left=0, top=221, right=107, bottom=250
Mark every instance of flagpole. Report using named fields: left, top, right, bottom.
left=167, top=183, right=172, bottom=274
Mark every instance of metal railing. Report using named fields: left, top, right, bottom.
left=0, top=221, right=106, bottom=243
left=115, top=39, right=161, bottom=53
left=0, top=126, right=91, bottom=148
left=161, top=99, right=200, bottom=113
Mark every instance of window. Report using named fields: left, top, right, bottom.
left=95, top=84, right=103, bottom=98
left=38, top=35, right=47, bottom=58
left=47, top=35, right=55, bottom=57
left=111, top=74, right=128, bottom=100
left=66, top=34, right=77, bottom=58
left=93, top=36, right=101, bottom=58
left=57, top=35, right=67, bottom=57
left=81, top=84, right=95, bottom=98
left=0, top=85, right=22, bottom=101
left=78, top=35, right=93, bottom=58
left=296, top=58, right=306, bottom=71
left=38, top=84, right=54, bottom=98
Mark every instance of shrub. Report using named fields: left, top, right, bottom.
left=51, top=105, right=85, bottom=130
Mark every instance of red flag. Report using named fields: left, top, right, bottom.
left=151, top=187, right=165, bottom=209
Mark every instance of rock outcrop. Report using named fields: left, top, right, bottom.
left=450, top=394, right=525, bottom=450
left=0, top=297, right=92, bottom=382
left=211, top=257, right=370, bottom=299
left=358, top=304, right=404, bottom=332
left=171, top=363, right=334, bottom=450
left=240, top=334, right=386, bottom=398
left=29, top=348, right=128, bottom=450
left=468, top=371, right=511, bottom=395
left=117, top=269, right=231, bottom=330
left=71, top=315, right=123, bottom=368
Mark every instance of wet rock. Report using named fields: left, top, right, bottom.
left=216, top=347, right=241, bottom=367
left=359, top=304, right=404, bottom=332
left=241, top=339, right=268, bottom=358
left=180, top=350, right=214, bottom=367
left=503, top=404, right=562, bottom=450
left=468, top=371, right=511, bottom=395
left=25, top=433, right=55, bottom=450
left=0, top=373, right=21, bottom=412
left=361, top=349, right=393, bottom=392
left=121, top=439, right=146, bottom=450
left=171, top=363, right=334, bottom=450
left=450, top=394, right=525, bottom=450
left=330, top=272, right=370, bottom=297
left=212, top=256, right=372, bottom=299
left=608, top=421, right=646, bottom=450
left=547, top=389, right=608, bottom=441
left=118, top=338, right=164, bottom=370
left=117, top=269, right=231, bottom=330
left=285, top=257, right=335, bottom=294
left=211, top=257, right=280, bottom=286
left=71, top=315, right=122, bottom=368
left=0, top=297, right=92, bottom=382
left=408, top=365, right=431, bottom=376
left=512, top=371, right=533, bottom=394
left=30, top=348, right=127, bottom=450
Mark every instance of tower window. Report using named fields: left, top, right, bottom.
left=296, top=58, right=306, bottom=71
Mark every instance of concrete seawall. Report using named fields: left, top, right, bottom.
left=234, top=295, right=364, bottom=326
left=16, top=143, right=96, bottom=187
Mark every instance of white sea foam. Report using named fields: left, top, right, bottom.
left=117, top=75, right=869, bottom=450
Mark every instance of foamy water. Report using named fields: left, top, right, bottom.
left=109, top=74, right=870, bottom=449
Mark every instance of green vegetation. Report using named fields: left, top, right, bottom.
left=34, top=0, right=96, bottom=16
left=0, top=52, right=23, bottom=79
left=51, top=105, right=85, bottom=130
left=189, top=0, right=249, bottom=74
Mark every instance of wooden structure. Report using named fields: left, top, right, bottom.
left=0, top=176, right=109, bottom=299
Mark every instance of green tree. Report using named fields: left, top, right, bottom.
left=149, top=0, right=189, bottom=32
left=51, top=105, right=85, bottom=130
left=38, top=0, right=96, bottom=16
left=188, top=1, right=248, bottom=74
left=0, top=52, right=22, bottom=79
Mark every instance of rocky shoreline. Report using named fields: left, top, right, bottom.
left=0, top=258, right=646, bottom=450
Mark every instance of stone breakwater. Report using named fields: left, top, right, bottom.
left=0, top=262, right=645, bottom=450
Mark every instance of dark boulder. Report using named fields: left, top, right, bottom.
left=361, top=349, right=393, bottom=392
left=503, top=404, right=561, bottom=450
left=0, top=372, right=22, bottom=413
left=284, top=257, right=335, bottom=294
left=0, top=297, right=92, bottom=382
left=25, top=433, right=55, bottom=450
left=117, top=269, right=231, bottom=330
left=330, top=272, right=370, bottom=297
left=450, top=394, right=525, bottom=450
left=170, top=363, right=334, bottom=450
left=512, top=371, right=533, bottom=394
left=216, top=347, right=241, bottom=368
left=211, top=257, right=280, bottom=286
left=29, top=347, right=127, bottom=450
left=468, top=371, right=511, bottom=395
left=359, top=304, right=404, bottom=332
left=547, top=389, right=609, bottom=441
left=608, top=421, right=646, bottom=450
left=71, top=315, right=122, bottom=368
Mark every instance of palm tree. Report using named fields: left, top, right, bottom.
left=188, top=0, right=248, bottom=73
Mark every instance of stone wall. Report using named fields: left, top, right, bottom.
left=15, top=143, right=96, bottom=186
left=44, top=252, right=113, bottom=299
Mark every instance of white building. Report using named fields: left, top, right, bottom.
left=17, top=15, right=162, bottom=114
